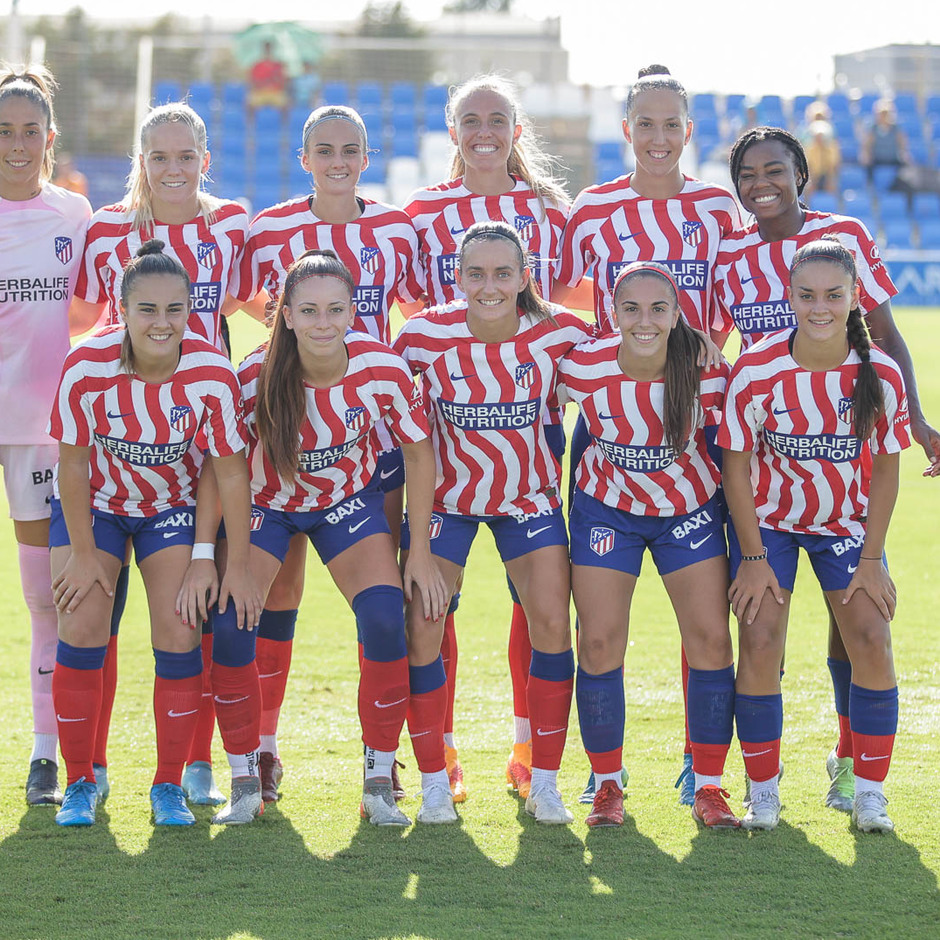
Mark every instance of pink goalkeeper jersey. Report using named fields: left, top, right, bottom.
left=49, top=327, right=246, bottom=516
left=394, top=304, right=592, bottom=518
left=557, top=335, right=728, bottom=516
left=717, top=330, right=909, bottom=537
left=76, top=200, right=248, bottom=351
left=0, top=183, right=91, bottom=445
left=238, top=334, right=429, bottom=512
left=556, top=175, right=740, bottom=335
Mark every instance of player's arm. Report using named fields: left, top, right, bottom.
left=67, top=297, right=106, bottom=337
left=550, top=275, right=593, bottom=313
left=221, top=291, right=268, bottom=324
left=722, top=448, right=785, bottom=625
left=51, top=442, right=113, bottom=613
left=864, top=300, right=939, bottom=473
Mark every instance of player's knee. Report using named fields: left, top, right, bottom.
left=210, top=604, right=257, bottom=667
left=354, top=584, right=407, bottom=662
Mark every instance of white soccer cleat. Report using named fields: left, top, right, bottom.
left=361, top=777, right=411, bottom=827
left=525, top=786, right=574, bottom=825
left=853, top=791, right=894, bottom=833
left=824, top=749, right=855, bottom=813
left=416, top=783, right=458, bottom=824
left=742, top=789, right=780, bottom=831
left=211, top=775, right=264, bottom=825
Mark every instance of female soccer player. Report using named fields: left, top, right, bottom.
left=207, top=249, right=445, bottom=825
left=230, top=105, right=424, bottom=803
left=405, top=75, right=571, bottom=801
left=47, top=240, right=259, bottom=827
left=559, top=262, right=738, bottom=829
left=556, top=64, right=740, bottom=804
left=719, top=236, right=910, bottom=833
left=0, top=65, right=93, bottom=806
left=73, top=102, right=250, bottom=806
left=395, top=221, right=592, bottom=825
left=713, top=126, right=939, bottom=811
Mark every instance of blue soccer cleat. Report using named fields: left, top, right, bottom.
left=675, top=753, right=695, bottom=806
left=93, top=763, right=110, bottom=804
left=181, top=760, right=226, bottom=806
left=151, top=783, right=196, bottom=826
left=56, top=778, right=98, bottom=827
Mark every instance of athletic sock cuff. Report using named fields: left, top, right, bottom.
left=56, top=640, right=107, bottom=670
left=530, top=648, right=575, bottom=682
left=257, top=608, right=298, bottom=642
left=153, top=646, right=203, bottom=679
left=409, top=657, right=446, bottom=695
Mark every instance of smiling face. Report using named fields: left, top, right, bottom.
left=120, top=272, right=190, bottom=368
left=139, top=120, right=208, bottom=220
left=301, top=118, right=367, bottom=196
left=0, top=95, right=55, bottom=199
left=734, top=138, right=805, bottom=224
left=787, top=259, right=859, bottom=346
left=450, top=89, right=522, bottom=176
left=456, top=236, right=529, bottom=330
left=283, top=275, right=355, bottom=364
left=612, top=273, right=680, bottom=371
left=623, top=87, right=691, bottom=182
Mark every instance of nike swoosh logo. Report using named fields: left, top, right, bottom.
left=689, top=535, right=712, bottom=550
left=450, top=372, right=474, bottom=381
left=598, top=412, right=625, bottom=420
left=450, top=225, right=466, bottom=235
left=847, top=564, right=858, bottom=573
left=348, top=517, right=372, bottom=533
left=740, top=275, right=758, bottom=284
left=214, top=695, right=249, bottom=705
left=107, top=410, right=134, bottom=419
left=618, top=232, right=639, bottom=241
left=772, top=406, right=799, bottom=415
left=168, top=708, right=198, bottom=718
left=860, top=753, right=888, bottom=762
left=258, top=671, right=282, bottom=679
left=38, top=667, right=54, bottom=675
left=374, top=697, right=407, bottom=709
left=742, top=748, right=772, bottom=758
left=163, top=532, right=181, bottom=539
left=526, top=526, right=552, bottom=539
left=536, top=727, right=565, bottom=736
left=379, top=468, right=397, bottom=480
left=56, top=715, right=87, bottom=723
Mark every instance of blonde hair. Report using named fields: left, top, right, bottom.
left=0, top=63, right=58, bottom=183
left=124, top=103, right=219, bottom=231
left=445, top=75, right=568, bottom=212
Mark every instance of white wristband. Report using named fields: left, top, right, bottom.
left=190, top=542, right=216, bottom=562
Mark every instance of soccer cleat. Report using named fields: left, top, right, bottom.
left=585, top=780, right=624, bottom=828
left=211, top=776, right=264, bottom=825
left=579, top=765, right=629, bottom=805
left=824, top=749, right=855, bottom=813
left=360, top=777, right=411, bottom=827
left=445, top=745, right=467, bottom=802
left=692, top=786, right=741, bottom=829
left=151, top=783, right=196, bottom=826
left=391, top=759, right=406, bottom=802
left=416, top=784, right=458, bottom=824
left=26, top=759, right=62, bottom=806
left=675, top=753, right=695, bottom=806
left=259, top=752, right=284, bottom=804
left=55, top=778, right=98, bottom=827
left=741, top=789, right=781, bottom=831
left=506, top=741, right=533, bottom=799
left=525, top=786, right=574, bottom=825
left=743, top=761, right=784, bottom=809
left=93, top=763, right=110, bottom=804
left=182, top=760, right=226, bottom=807
left=853, top=791, right=894, bottom=833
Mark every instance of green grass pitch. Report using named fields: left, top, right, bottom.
left=0, top=309, right=937, bottom=939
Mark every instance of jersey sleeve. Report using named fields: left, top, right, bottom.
left=48, top=348, right=93, bottom=446
left=197, top=364, right=248, bottom=458
left=555, top=195, right=592, bottom=288
left=852, top=220, right=898, bottom=312
left=717, top=359, right=761, bottom=452
left=870, top=362, right=910, bottom=455
left=391, top=219, right=426, bottom=305
left=379, top=359, right=431, bottom=445
left=75, top=229, right=108, bottom=304
left=700, top=360, right=730, bottom=427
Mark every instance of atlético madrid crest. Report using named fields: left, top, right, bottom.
left=345, top=406, right=367, bottom=431
left=197, top=241, right=220, bottom=269
left=682, top=220, right=703, bottom=247
left=250, top=508, right=264, bottom=531
left=515, top=362, right=536, bottom=389
left=514, top=214, right=536, bottom=241
left=360, top=246, right=380, bottom=274
left=169, top=405, right=194, bottom=434
left=55, top=236, right=72, bottom=265
left=590, top=526, right=615, bottom=557
left=428, top=514, right=443, bottom=540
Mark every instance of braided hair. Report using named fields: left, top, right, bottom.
left=729, top=126, right=809, bottom=204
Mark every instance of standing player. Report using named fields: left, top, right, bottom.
left=394, top=221, right=592, bottom=825
left=0, top=65, right=93, bottom=806
left=47, top=241, right=259, bottom=827
left=405, top=75, right=571, bottom=801
left=560, top=262, right=737, bottom=829
left=230, top=104, right=424, bottom=803
left=712, top=126, right=940, bottom=811
left=73, top=103, right=250, bottom=807
left=208, top=249, right=445, bottom=825
left=556, top=65, right=740, bottom=804
left=719, top=236, right=909, bottom=832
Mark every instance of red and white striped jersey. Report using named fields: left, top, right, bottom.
left=0, top=183, right=91, bottom=445
left=231, top=196, right=423, bottom=345
left=48, top=327, right=247, bottom=517
left=712, top=212, right=897, bottom=349
left=557, top=335, right=727, bottom=515
left=238, top=333, right=429, bottom=512
left=556, top=175, right=740, bottom=335
left=718, top=330, right=909, bottom=537
left=76, top=201, right=248, bottom=351
left=393, top=303, right=592, bottom=517
left=404, top=176, right=568, bottom=306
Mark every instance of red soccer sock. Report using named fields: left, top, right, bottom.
left=691, top=741, right=731, bottom=778
left=681, top=646, right=692, bottom=756
left=507, top=602, right=532, bottom=719
left=211, top=662, right=262, bottom=756
left=852, top=731, right=895, bottom=782
left=187, top=633, right=216, bottom=765
left=586, top=747, right=622, bottom=776
left=93, top=635, right=118, bottom=767
left=440, top=612, right=458, bottom=737
left=360, top=656, right=409, bottom=752
left=739, top=739, right=781, bottom=783
left=528, top=674, right=573, bottom=771
left=408, top=685, right=447, bottom=773
left=836, top=713, right=854, bottom=759
left=153, top=674, right=203, bottom=786
left=54, top=664, right=103, bottom=785
left=257, top=636, right=293, bottom=738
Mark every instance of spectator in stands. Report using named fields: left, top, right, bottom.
left=803, top=113, right=841, bottom=199
left=52, top=152, right=88, bottom=198
left=860, top=99, right=909, bottom=189
left=292, top=61, right=318, bottom=109
left=248, top=41, right=288, bottom=114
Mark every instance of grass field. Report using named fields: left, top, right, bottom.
left=0, top=309, right=938, bottom=940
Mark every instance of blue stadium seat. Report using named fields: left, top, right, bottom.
left=913, top=192, right=940, bottom=218
left=894, top=93, right=919, bottom=117
left=391, top=82, right=417, bottom=112
left=356, top=82, right=384, bottom=118
left=187, top=83, right=214, bottom=123
left=595, top=141, right=623, bottom=163
left=363, top=113, right=384, bottom=149
left=222, top=83, right=247, bottom=109
left=288, top=158, right=310, bottom=194
left=390, top=122, right=418, bottom=158
left=809, top=191, right=840, bottom=214
left=694, top=116, right=720, bottom=140
left=827, top=92, right=851, bottom=116
left=857, top=93, right=879, bottom=118
left=321, top=82, right=350, bottom=107
left=900, top=115, right=925, bottom=141
left=792, top=95, right=815, bottom=123
left=288, top=106, right=310, bottom=144
left=882, top=219, right=913, bottom=249
left=758, top=95, right=785, bottom=125
left=423, top=85, right=449, bottom=131
left=254, top=107, right=282, bottom=138
left=909, top=140, right=929, bottom=165
left=919, top=219, right=940, bottom=248
left=692, top=93, right=717, bottom=117
left=725, top=93, right=746, bottom=121
left=872, top=165, right=899, bottom=192
left=843, top=190, right=874, bottom=219
left=878, top=192, right=908, bottom=220
left=927, top=95, right=940, bottom=121
left=153, top=80, right=181, bottom=104
left=833, top=118, right=856, bottom=144
left=839, top=164, right=867, bottom=192
left=359, top=152, right=386, bottom=185
left=840, top=140, right=859, bottom=164
left=596, top=158, right=625, bottom=183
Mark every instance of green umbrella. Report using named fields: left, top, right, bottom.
left=234, top=22, right=322, bottom=78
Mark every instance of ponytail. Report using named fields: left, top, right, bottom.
left=846, top=305, right=884, bottom=441
left=0, top=63, right=57, bottom=182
